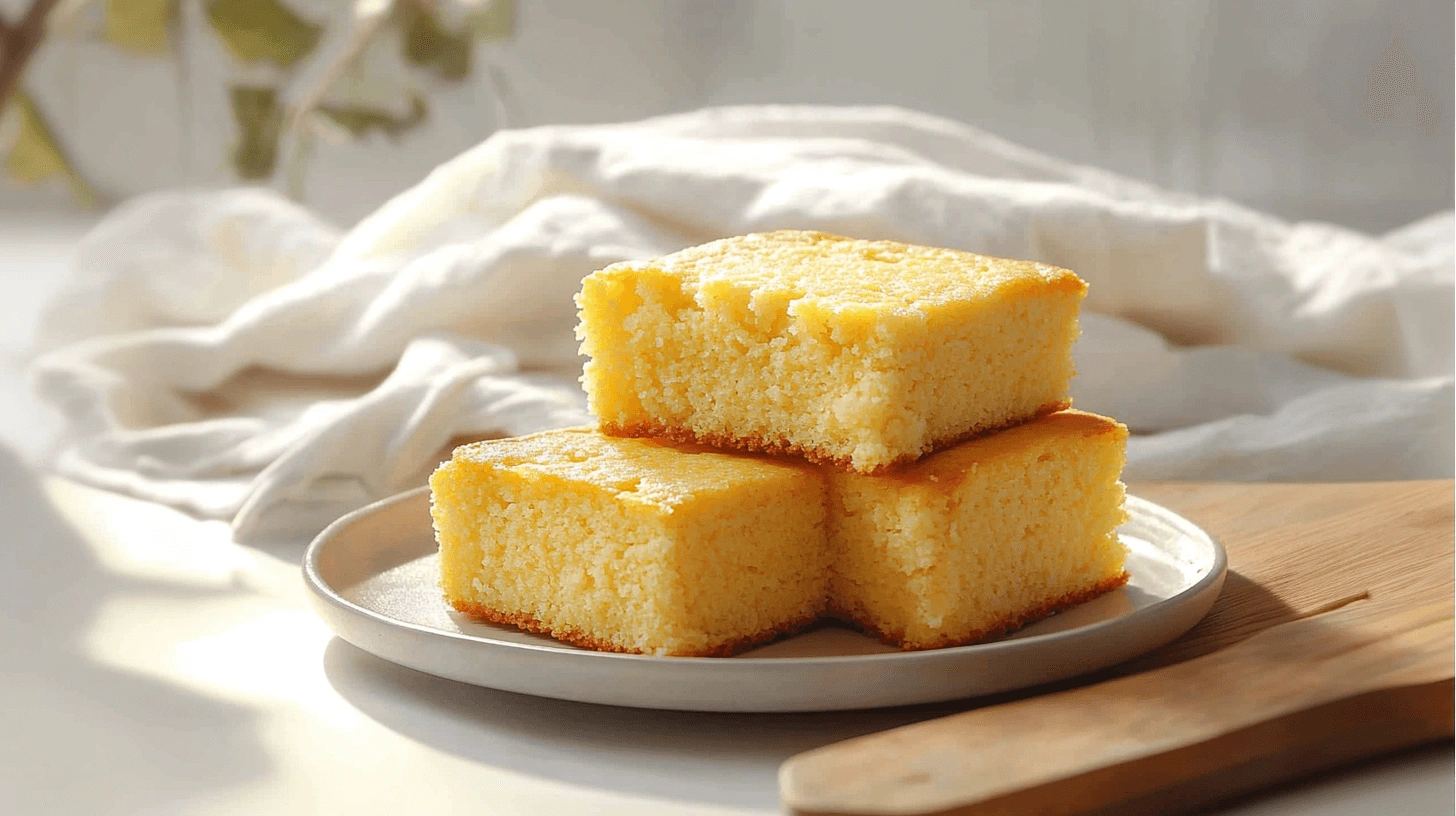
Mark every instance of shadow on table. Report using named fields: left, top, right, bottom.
left=322, top=565, right=1308, bottom=810
left=0, top=444, right=272, bottom=815
left=323, top=637, right=970, bottom=810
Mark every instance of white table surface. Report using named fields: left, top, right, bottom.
left=2, top=213, right=1451, bottom=815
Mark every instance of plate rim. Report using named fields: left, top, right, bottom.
left=303, top=486, right=1227, bottom=666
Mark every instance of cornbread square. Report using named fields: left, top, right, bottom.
left=827, top=410, right=1130, bottom=650
left=576, top=230, right=1086, bottom=473
left=429, top=427, right=829, bottom=656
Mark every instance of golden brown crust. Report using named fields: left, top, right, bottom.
left=599, top=399, right=1073, bottom=474
left=450, top=600, right=822, bottom=657
left=452, top=571, right=1128, bottom=656
left=825, top=571, right=1131, bottom=651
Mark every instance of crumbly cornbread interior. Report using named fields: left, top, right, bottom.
left=827, top=410, right=1130, bottom=650
left=431, top=413, right=1128, bottom=655
left=576, top=231, right=1085, bottom=472
left=429, top=428, right=828, bottom=656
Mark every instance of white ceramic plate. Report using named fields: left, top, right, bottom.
left=304, top=488, right=1225, bottom=712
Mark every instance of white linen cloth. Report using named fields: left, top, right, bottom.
left=29, top=106, right=1454, bottom=540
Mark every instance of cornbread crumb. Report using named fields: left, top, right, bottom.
left=429, top=427, right=828, bottom=657
left=576, top=230, right=1086, bottom=473
left=828, top=410, right=1130, bottom=650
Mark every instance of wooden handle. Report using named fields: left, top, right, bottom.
left=781, top=602, right=1453, bottom=816
left=780, top=481, right=1456, bottom=816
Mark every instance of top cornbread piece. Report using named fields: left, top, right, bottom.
left=576, top=230, right=1087, bottom=472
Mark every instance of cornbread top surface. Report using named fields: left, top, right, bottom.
left=865, top=410, right=1128, bottom=488
left=601, top=231, right=1085, bottom=313
left=447, top=427, right=810, bottom=509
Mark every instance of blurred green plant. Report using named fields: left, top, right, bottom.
left=320, top=95, right=428, bottom=140
left=6, top=89, right=96, bottom=205
left=0, top=0, right=515, bottom=204
left=400, top=0, right=471, bottom=80
left=207, top=0, right=320, bottom=68
left=105, top=0, right=170, bottom=54
left=229, top=85, right=282, bottom=180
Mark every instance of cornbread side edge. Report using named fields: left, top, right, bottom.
left=601, top=399, right=1072, bottom=474
left=448, top=601, right=824, bottom=657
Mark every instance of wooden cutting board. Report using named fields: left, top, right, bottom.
left=781, top=480, right=1455, bottom=816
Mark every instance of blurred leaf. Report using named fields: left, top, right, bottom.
left=317, top=95, right=427, bottom=140
left=399, top=1, right=471, bottom=81
left=229, top=85, right=282, bottom=180
left=467, top=0, right=514, bottom=41
left=207, top=0, right=321, bottom=68
left=5, top=92, right=97, bottom=208
left=106, top=0, right=173, bottom=54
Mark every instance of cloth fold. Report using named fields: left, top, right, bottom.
left=30, top=106, right=1454, bottom=540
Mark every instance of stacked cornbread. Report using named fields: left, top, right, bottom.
left=431, top=231, right=1129, bottom=656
